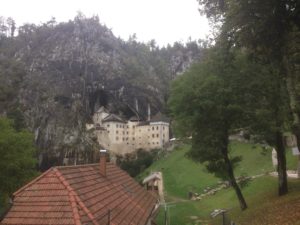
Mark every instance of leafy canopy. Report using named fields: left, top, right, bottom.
left=168, top=47, right=247, bottom=179
left=0, top=117, right=37, bottom=196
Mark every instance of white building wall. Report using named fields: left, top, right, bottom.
left=93, top=113, right=170, bottom=155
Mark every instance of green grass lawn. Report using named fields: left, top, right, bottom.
left=139, top=141, right=300, bottom=225
left=138, top=144, right=219, bottom=199
left=155, top=176, right=300, bottom=225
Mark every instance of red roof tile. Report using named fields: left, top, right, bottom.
left=1, top=162, right=158, bottom=225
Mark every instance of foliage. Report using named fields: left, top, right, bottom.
left=0, top=55, right=26, bottom=113
left=198, top=0, right=300, bottom=195
left=0, top=117, right=38, bottom=212
left=116, top=149, right=159, bottom=177
left=168, top=46, right=254, bottom=209
left=169, top=46, right=246, bottom=175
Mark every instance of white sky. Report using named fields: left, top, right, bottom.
left=0, top=0, right=210, bottom=46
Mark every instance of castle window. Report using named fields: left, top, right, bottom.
left=163, top=127, right=165, bottom=130
left=148, top=143, right=150, bottom=145
left=157, top=134, right=159, bottom=137
left=123, top=131, right=125, bottom=135
left=127, top=142, right=129, bottom=145
left=126, top=137, right=128, bottom=141
left=116, top=124, right=118, bottom=128
left=156, top=126, right=158, bottom=130
left=133, top=137, right=135, bottom=141
left=122, top=138, right=125, bottom=141
left=116, top=136, right=119, bottom=140
left=116, top=131, right=118, bottom=134
left=152, top=127, right=154, bottom=130
left=107, top=124, right=110, bottom=127
left=157, top=142, right=159, bottom=144
left=163, top=134, right=165, bottom=137
left=152, top=134, right=155, bottom=138
left=127, top=125, right=129, bottom=128
left=127, top=131, right=129, bottom=134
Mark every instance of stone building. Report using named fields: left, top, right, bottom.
left=89, top=107, right=170, bottom=155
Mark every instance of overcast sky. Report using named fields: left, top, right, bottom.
left=0, top=0, right=210, bottom=46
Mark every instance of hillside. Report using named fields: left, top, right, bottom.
left=0, top=15, right=203, bottom=169
left=139, top=141, right=299, bottom=225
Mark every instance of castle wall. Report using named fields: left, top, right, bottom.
left=93, top=113, right=170, bottom=155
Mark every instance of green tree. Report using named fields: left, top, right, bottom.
left=198, top=0, right=300, bottom=181
left=240, top=58, right=290, bottom=196
left=168, top=47, right=248, bottom=210
left=0, top=117, right=37, bottom=212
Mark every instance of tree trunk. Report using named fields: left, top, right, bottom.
left=275, top=130, right=288, bottom=196
left=223, top=152, right=248, bottom=210
left=284, top=56, right=300, bottom=177
left=285, top=66, right=300, bottom=143
left=221, top=136, right=247, bottom=210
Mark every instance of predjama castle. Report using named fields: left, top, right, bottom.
left=87, top=107, right=170, bottom=155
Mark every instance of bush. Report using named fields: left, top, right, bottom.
left=116, top=149, right=159, bottom=177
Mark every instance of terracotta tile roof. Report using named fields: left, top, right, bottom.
left=1, top=163, right=158, bottom=225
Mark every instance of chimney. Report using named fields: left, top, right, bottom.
left=99, top=149, right=107, bottom=176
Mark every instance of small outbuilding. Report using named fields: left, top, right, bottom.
left=143, top=172, right=164, bottom=202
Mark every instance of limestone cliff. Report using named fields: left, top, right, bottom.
left=0, top=15, right=203, bottom=169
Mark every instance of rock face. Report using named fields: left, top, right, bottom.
left=0, top=15, right=203, bottom=170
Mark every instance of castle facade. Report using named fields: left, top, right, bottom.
left=89, top=107, right=170, bottom=155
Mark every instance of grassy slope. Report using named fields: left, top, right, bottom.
left=139, top=141, right=299, bottom=225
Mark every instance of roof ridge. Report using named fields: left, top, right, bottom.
left=53, top=169, right=99, bottom=225
left=54, top=162, right=114, bottom=169
left=69, top=194, right=81, bottom=225
left=75, top=195, right=100, bottom=225
left=13, top=168, right=53, bottom=196
left=54, top=163, right=98, bottom=169
left=53, top=169, right=81, bottom=225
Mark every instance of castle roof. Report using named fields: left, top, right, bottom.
left=102, top=114, right=125, bottom=123
left=129, top=116, right=140, bottom=122
left=150, top=112, right=170, bottom=123
left=95, top=106, right=108, bottom=114
left=137, top=121, right=150, bottom=126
